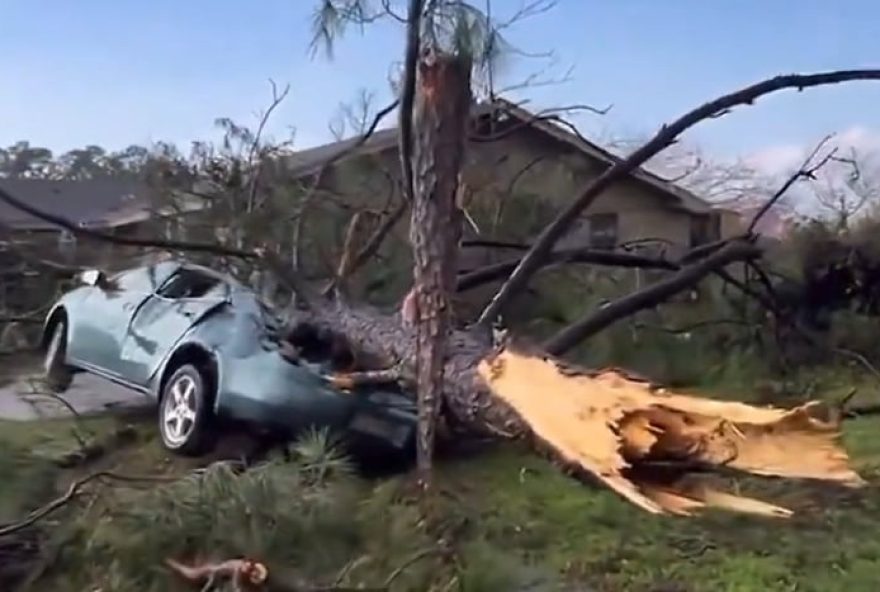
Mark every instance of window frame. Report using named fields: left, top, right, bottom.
left=587, top=212, right=619, bottom=250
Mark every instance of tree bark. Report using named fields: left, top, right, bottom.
left=408, top=51, right=473, bottom=480
left=293, top=298, right=863, bottom=517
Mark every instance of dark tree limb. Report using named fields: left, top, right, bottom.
left=544, top=240, right=763, bottom=355
left=718, top=261, right=880, bottom=383
left=347, top=200, right=408, bottom=273
left=330, top=211, right=368, bottom=290
left=292, top=98, right=399, bottom=272
left=456, top=247, right=679, bottom=291
left=0, top=185, right=318, bottom=309
left=478, top=68, right=880, bottom=327
left=323, top=199, right=409, bottom=295
left=0, top=185, right=255, bottom=259
left=397, top=0, right=425, bottom=204
left=0, top=472, right=175, bottom=538
left=634, top=318, right=751, bottom=335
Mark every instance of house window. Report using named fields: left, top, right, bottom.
left=588, top=213, right=618, bottom=249
left=709, top=211, right=722, bottom=240
left=163, top=217, right=187, bottom=241
left=690, top=212, right=722, bottom=247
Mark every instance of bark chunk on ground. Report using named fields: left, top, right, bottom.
left=477, top=346, right=865, bottom=517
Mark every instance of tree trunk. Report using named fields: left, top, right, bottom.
left=293, top=297, right=864, bottom=517
left=408, top=51, right=472, bottom=481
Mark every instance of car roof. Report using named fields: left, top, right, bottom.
left=112, top=258, right=240, bottom=290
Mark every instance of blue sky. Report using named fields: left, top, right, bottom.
left=2, top=0, right=879, bottom=169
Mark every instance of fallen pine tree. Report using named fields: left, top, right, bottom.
left=290, top=295, right=864, bottom=519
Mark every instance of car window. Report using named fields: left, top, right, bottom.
left=110, top=267, right=160, bottom=293
left=157, top=268, right=223, bottom=299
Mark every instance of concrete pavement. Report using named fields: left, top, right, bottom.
left=0, top=369, right=151, bottom=421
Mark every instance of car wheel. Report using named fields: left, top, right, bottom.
left=44, top=320, right=73, bottom=393
left=159, top=364, right=216, bottom=456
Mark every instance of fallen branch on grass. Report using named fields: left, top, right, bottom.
left=166, top=557, right=269, bottom=591
left=166, top=546, right=437, bottom=592
left=0, top=471, right=178, bottom=538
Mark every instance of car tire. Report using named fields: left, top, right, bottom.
left=44, top=319, right=74, bottom=393
left=158, top=364, right=216, bottom=456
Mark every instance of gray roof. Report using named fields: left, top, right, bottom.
left=285, top=128, right=398, bottom=178
left=283, top=98, right=716, bottom=214
left=0, top=177, right=154, bottom=231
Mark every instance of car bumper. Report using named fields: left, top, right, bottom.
left=347, top=405, right=415, bottom=450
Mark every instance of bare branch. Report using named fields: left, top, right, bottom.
left=292, top=97, right=399, bottom=272
left=381, top=0, right=407, bottom=23
left=494, top=0, right=558, bottom=30
left=544, top=239, right=763, bottom=355
left=721, top=262, right=880, bottom=384
left=456, top=246, right=679, bottom=291
left=397, top=0, right=425, bottom=205
left=0, top=471, right=175, bottom=538
left=0, top=184, right=322, bottom=309
left=478, top=68, right=880, bottom=328
left=470, top=101, right=611, bottom=143
left=493, top=63, right=574, bottom=95
left=634, top=318, right=751, bottom=335
left=344, top=199, right=409, bottom=277
left=247, top=80, right=291, bottom=212
left=747, top=134, right=837, bottom=234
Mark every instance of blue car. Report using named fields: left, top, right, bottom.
left=40, top=259, right=417, bottom=456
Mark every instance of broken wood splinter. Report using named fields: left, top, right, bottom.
left=477, top=346, right=865, bottom=517
left=166, top=557, right=268, bottom=590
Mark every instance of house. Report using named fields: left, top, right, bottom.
left=0, top=98, right=741, bottom=313
left=0, top=177, right=209, bottom=265
left=279, top=98, right=742, bottom=305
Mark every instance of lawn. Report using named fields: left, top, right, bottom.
left=2, top=404, right=880, bottom=591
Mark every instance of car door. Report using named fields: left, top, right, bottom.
left=117, top=267, right=229, bottom=387
left=66, top=265, right=165, bottom=375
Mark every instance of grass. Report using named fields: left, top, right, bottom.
left=4, top=387, right=880, bottom=590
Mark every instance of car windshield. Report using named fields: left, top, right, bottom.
left=158, top=268, right=224, bottom=299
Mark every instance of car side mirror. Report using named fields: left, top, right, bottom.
left=80, top=269, right=106, bottom=288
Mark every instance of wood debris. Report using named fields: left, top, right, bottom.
left=478, top=346, right=865, bottom=516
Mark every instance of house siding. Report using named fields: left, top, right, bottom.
left=297, top=123, right=724, bottom=311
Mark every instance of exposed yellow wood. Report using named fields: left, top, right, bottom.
left=477, top=347, right=865, bottom=517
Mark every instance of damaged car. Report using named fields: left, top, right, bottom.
left=40, top=259, right=417, bottom=456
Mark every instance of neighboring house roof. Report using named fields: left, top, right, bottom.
left=0, top=177, right=154, bottom=231
left=284, top=97, right=716, bottom=215
left=0, top=178, right=206, bottom=232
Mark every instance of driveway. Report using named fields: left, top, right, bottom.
left=0, top=361, right=150, bottom=420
